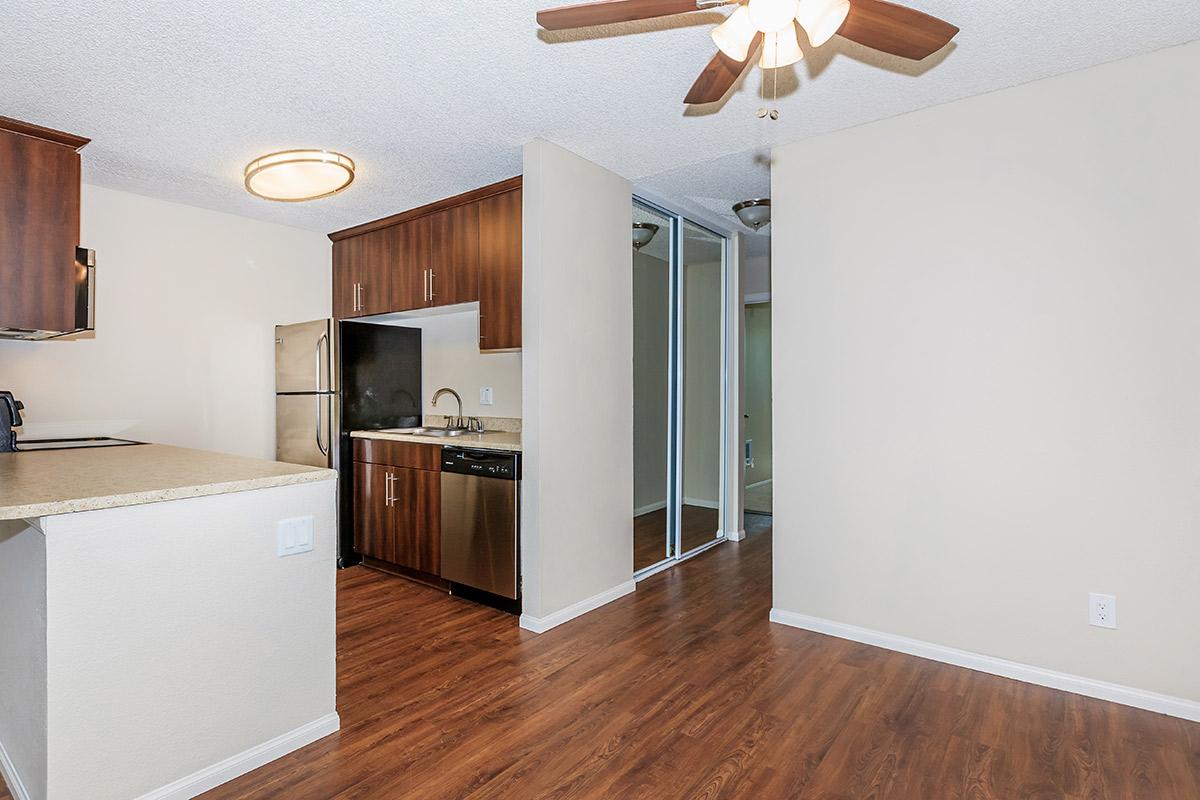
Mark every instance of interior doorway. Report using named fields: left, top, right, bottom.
left=743, top=301, right=772, bottom=515
left=632, top=198, right=730, bottom=576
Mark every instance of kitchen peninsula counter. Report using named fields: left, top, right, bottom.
left=0, top=444, right=338, bottom=799
left=0, top=443, right=334, bottom=521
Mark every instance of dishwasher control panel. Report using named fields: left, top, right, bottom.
left=441, top=448, right=520, bottom=480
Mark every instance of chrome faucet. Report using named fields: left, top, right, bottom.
left=431, top=387, right=464, bottom=429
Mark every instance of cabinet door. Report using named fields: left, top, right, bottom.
left=357, top=227, right=406, bottom=316
left=397, top=215, right=432, bottom=311
left=354, top=462, right=395, bottom=562
left=392, top=467, right=441, bottom=576
left=428, top=202, right=479, bottom=307
left=332, top=236, right=362, bottom=319
left=0, top=129, right=81, bottom=332
left=477, top=189, right=522, bottom=351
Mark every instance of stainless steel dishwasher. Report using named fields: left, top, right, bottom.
left=440, top=448, right=520, bottom=600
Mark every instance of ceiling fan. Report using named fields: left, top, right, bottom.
left=536, top=0, right=959, bottom=105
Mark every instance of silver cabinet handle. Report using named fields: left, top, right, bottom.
left=429, top=270, right=436, bottom=303
left=358, top=282, right=365, bottom=312
left=385, top=472, right=395, bottom=506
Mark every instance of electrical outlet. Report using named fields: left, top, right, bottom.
left=480, top=387, right=494, bottom=406
left=1088, top=593, right=1117, bottom=629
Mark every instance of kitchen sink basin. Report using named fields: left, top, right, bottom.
left=403, top=428, right=473, bottom=438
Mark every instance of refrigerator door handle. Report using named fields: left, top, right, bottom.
left=315, top=394, right=328, bottom=456
left=316, top=332, right=329, bottom=393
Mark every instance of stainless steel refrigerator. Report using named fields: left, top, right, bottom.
left=275, top=318, right=422, bottom=566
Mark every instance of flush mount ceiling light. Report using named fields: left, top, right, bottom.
left=632, top=222, right=660, bottom=250
left=244, top=150, right=355, bottom=202
left=733, top=198, right=771, bottom=231
left=535, top=0, right=959, bottom=108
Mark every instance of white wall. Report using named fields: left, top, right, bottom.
left=367, top=307, right=522, bottom=419
left=521, top=140, right=634, bottom=628
left=0, top=184, right=330, bottom=460
left=772, top=40, right=1200, bottom=706
left=0, top=521, right=47, bottom=800
left=42, top=480, right=337, bottom=799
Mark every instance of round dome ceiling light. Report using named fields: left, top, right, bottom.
left=632, top=223, right=660, bottom=250
left=244, top=150, right=356, bottom=202
left=733, top=198, right=771, bottom=231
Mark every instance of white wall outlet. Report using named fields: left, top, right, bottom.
left=277, top=516, right=315, bottom=557
left=480, top=387, right=494, bottom=406
left=1088, top=593, right=1117, bottom=629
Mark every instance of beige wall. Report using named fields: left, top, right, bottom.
left=0, top=184, right=331, bottom=460
left=633, top=251, right=670, bottom=513
left=772, top=40, right=1200, bottom=704
left=368, top=308, right=523, bottom=420
left=743, top=302, right=772, bottom=486
left=521, top=140, right=634, bottom=627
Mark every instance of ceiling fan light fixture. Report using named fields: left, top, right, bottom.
left=748, top=0, right=800, bottom=33
left=759, top=24, right=804, bottom=69
left=733, top=198, right=771, bottom=231
left=711, top=4, right=758, bottom=61
left=244, top=149, right=355, bottom=202
left=795, top=0, right=851, bottom=47
left=632, top=222, right=660, bottom=250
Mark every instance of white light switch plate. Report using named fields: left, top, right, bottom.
left=277, top=516, right=315, bottom=557
left=480, top=387, right=494, bottom=406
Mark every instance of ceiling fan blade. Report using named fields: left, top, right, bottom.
left=837, top=0, right=959, bottom=60
left=684, top=33, right=762, bottom=104
left=537, top=0, right=702, bottom=30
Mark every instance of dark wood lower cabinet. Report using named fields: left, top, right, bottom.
left=353, top=443, right=441, bottom=581
left=353, top=462, right=395, bottom=563
left=392, top=467, right=440, bottom=576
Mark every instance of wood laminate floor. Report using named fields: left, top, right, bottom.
left=7, top=517, right=1199, bottom=799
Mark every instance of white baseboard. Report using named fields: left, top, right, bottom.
left=520, top=580, right=636, bottom=634
left=769, top=609, right=1200, bottom=723
left=633, top=500, right=667, bottom=517
left=134, top=713, right=341, bottom=800
left=726, top=528, right=747, bottom=542
left=0, top=736, right=31, bottom=800
left=682, top=497, right=720, bottom=510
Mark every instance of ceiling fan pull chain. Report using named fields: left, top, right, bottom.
left=757, top=34, right=781, bottom=121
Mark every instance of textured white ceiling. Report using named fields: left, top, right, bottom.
left=4, top=0, right=1199, bottom=239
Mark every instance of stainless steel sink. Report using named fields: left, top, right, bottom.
left=403, top=428, right=473, bottom=438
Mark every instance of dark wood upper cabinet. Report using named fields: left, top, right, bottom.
left=329, top=177, right=521, bottom=351
left=477, top=188, right=522, bottom=351
left=0, top=116, right=89, bottom=336
left=428, top=202, right=479, bottom=307
left=332, top=235, right=362, bottom=319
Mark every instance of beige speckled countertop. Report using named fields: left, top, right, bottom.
left=0, top=444, right=335, bottom=521
left=352, top=429, right=522, bottom=453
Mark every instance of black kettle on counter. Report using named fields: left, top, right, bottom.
left=1, top=391, right=24, bottom=453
